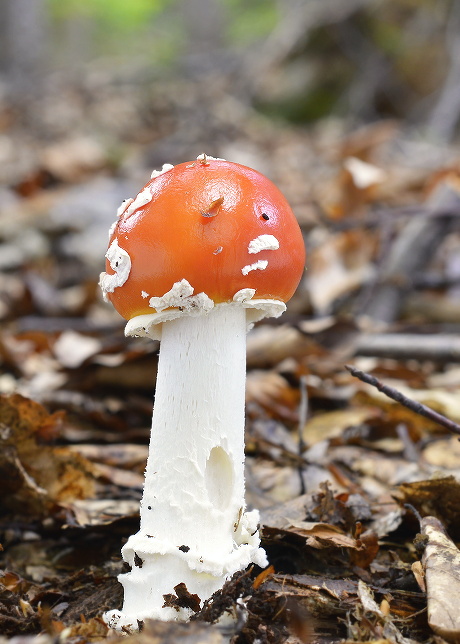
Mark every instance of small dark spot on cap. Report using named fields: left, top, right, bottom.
left=147, top=505, right=152, bottom=510
left=261, top=213, right=269, bottom=220
left=134, top=552, right=143, bottom=568
left=178, top=545, right=190, bottom=553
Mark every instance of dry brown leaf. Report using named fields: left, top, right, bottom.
left=422, top=437, right=460, bottom=470
left=0, top=393, right=95, bottom=515
left=396, top=477, right=460, bottom=539
left=350, top=529, right=379, bottom=569
left=307, top=230, right=376, bottom=314
left=70, top=443, right=148, bottom=469
left=92, top=462, right=144, bottom=489
left=52, top=330, right=101, bottom=368
left=246, top=458, right=304, bottom=506
left=62, top=498, right=139, bottom=527
left=119, top=619, right=224, bottom=643
left=246, top=324, right=313, bottom=369
left=253, top=565, right=275, bottom=590
left=285, top=521, right=359, bottom=550
left=0, top=571, right=31, bottom=594
left=351, top=450, right=423, bottom=488
left=411, top=561, right=425, bottom=593
left=246, top=370, right=299, bottom=421
left=333, top=157, right=387, bottom=219
left=263, top=572, right=361, bottom=618
left=64, top=617, right=108, bottom=639
left=303, top=406, right=381, bottom=445
left=41, top=137, right=107, bottom=181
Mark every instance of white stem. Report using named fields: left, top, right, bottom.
left=105, top=305, right=267, bottom=628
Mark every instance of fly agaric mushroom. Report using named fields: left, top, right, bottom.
left=101, top=154, right=305, bottom=628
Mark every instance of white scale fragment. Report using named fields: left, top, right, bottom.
left=99, top=239, right=132, bottom=301
left=151, top=163, right=174, bottom=179
left=233, top=289, right=256, bottom=302
left=241, top=260, right=268, bottom=276
left=196, top=153, right=226, bottom=163
left=141, top=291, right=149, bottom=299
left=124, top=186, right=153, bottom=218
left=117, top=198, right=134, bottom=217
left=149, top=279, right=214, bottom=314
left=248, top=234, right=279, bottom=254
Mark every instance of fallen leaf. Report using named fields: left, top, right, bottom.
left=344, top=157, right=387, bottom=190
left=0, top=393, right=95, bottom=515
left=307, top=230, right=376, bottom=314
left=52, top=330, right=101, bottom=368
left=303, top=406, right=381, bottom=445
left=246, top=370, right=299, bottom=421
left=62, top=498, right=139, bottom=527
left=350, top=529, right=379, bottom=569
left=253, top=565, right=275, bottom=590
left=422, top=437, right=460, bottom=469
left=281, top=521, right=360, bottom=550
left=246, top=324, right=313, bottom=369
left=396, top=477, right=460, bottom=539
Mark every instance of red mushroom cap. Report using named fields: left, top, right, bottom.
left=102, top=157, right=305, bottom=321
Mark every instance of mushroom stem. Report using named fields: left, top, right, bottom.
left=105, top=304, right=267, bottom=628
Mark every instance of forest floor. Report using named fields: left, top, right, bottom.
left=1, top=67, right=460, bottom=644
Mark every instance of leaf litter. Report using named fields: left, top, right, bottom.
left=2, top=69, right=460, bottom=644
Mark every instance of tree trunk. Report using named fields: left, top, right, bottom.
left=0, top=0, right=48, bottom=98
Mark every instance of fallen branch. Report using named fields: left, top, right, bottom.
left=418, top=515, right=460, bottom=642
left=345, top=364, right=460, bottom=436
left=359, top=181, right=460, bottom=323
left=356, top=333, right=460, bottom=362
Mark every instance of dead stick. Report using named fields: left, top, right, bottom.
left=345, top=364, right=460, bottom=436
left=297, top=375, right=308, bottom=495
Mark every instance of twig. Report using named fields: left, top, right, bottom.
left=297, top=376, right=309, bottom=495
left=345, top=364, right=460, bottom=436
left=356, top=333, right=460, bottom=362
left=396, top=423, right=421, bottom=463
left=427, top=0, right=460, bottom=142
left=243, top=0, right=379, bottom=98
left=404, top=503, right=423, bottom=526
left=359, top=182, right=460, bottom=323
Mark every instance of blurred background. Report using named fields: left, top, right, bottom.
left=2, top=3, right=460, bottom=638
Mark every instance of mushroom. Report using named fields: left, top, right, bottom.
left=101, top=154, right=305, bottom=629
